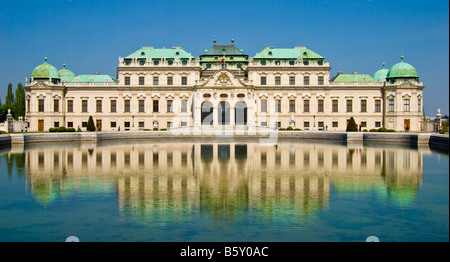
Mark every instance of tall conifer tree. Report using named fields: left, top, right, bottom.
left=5, top=83, right=14, bottom=110
left=14, top=83, right=25, bottom=118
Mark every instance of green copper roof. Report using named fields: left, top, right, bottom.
left=125, top=47, right=194, bottom=59
left=253, top=47, right=324, bottom=59
left=31, top=58, right=61, bottom=79
left=59, top=64, right=76, bottom=82
left=67, top=74, right=116, bottom=83
left=373, top=63, right=389, bottom=82
left=386, top=57, right=418, bottom=79
left=332, top=73, right=376, bottom=83
left=200, top=44, right=248, bottom=57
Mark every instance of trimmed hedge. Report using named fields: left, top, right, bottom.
left=87, top=116, right=96, bottom=132
left=48, top=126, right=75, bottom=132
left=346, top=117, right=358, bottom=132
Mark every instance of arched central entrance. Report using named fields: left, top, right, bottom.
left=235, top=101, right=247, bottom=125
left=218, top=101, right=230, bottom=125
left=201, top=101, right=213, bottom=125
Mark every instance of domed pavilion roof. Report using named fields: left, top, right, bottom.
left=31, top=58, right=61, bottom=80
left=59, top=64, right=76, bottom=82
left=373, top=63, right=389, bottom=82
left=386, top=57, right=419, bottom=80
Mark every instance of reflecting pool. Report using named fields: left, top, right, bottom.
left=0, top=139, right=448, bottom=242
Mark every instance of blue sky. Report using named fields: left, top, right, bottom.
left=0, top=0, right=448, bottom=116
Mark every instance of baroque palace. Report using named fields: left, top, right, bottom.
left=25, top=40, right=424, bottom=132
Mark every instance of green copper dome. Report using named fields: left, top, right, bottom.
left=59, top=64, right=76, bottom=82
left=386, top=57, right=418, bottom=80
left=31, top=58, right=61, bottom=80
left=373, top=63, right=389, bottom=82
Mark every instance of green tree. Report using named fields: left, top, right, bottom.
left=0, top=98, right=5, bottom=122
left=5, top=83, right=14, bottom=111
left=346, top=117, right=358, bottom=132
left=87, top=116, right=96, bottom=131
left=14, top=83, right=25, bottom=119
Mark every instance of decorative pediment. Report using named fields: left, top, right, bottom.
left=399, top=81, right=416, bottom=89
left=216, top=71, right=232, bottom=86
left=198, top=70, right=249, bottom=89
left=36, top=94, right=46, bottom=99
left=32, top=81, right=50, bottom=89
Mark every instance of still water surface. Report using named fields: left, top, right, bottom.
left=0, top=139, right=448, bottom=242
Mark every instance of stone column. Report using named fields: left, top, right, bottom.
left=213, top=106, right=218, bottom=127
left=230, top=105, right=235, bottom=127
left=6, top=109, right=14, bottom=133
left=193, top=92, right=201, bottom=133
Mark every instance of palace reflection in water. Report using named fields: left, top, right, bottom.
left=7, top=139, right=425, bottom=224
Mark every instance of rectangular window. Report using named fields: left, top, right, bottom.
left=389, top=99, right=394, bottom=112
left=67, top=100, right=73, bottom=113
left=139, top=100, right=145, bottom=113
left=361, top=99, right=367, bottom=113
left=289, top=100, right=295, bottom=112
left=261, top=121, right=267, bottom=127
left=111, top=121, right=116, bottom=128
left=167, top=100, right=173, bottom=113
left=139, top=121, right=145, bottom=128
left=181, top=100, right=188, bottom=112
left=167, top=121, right=173, bottom=128
left=167, top=76, right=173, bottom=85
left=303, top=100, right=310, bottom=113
left=153, top=76, right=159, bottom=85
left=82, top=122, right=88, bottom=128
left=404, top=99, right=410, bottom=112
left=318, top=99, right=324, bottom=112
left=124, top=99, right=130, bottom=113
left=82, top=100, right=88, bottom=113
left=361, top=121, right=367, bottom=128
left=304, top=121, right=310, bottom=128
left=96, top=100, right=102, bottom=113
left=181, top=121, right=187, bottom=127
left=275, top=100, right=281, bottom=113
left=318, top=121, right=324, bottom=128
left=418, top=98, right=421, bottom=112
left=124, top=76, right=130, bottom=85
left=153, top=100, right=159, bottom=113
left=67, top=122, right=73, bottom=128
left=124, top=121, right=130, bottom=128
left=332, top=121, right=338, bottom=128
left=261, top=99, right=267, bottom=113
left=275, top=76, right=281, bottom=85
left=289, top=76, right=295, bottom=85
left=181, top=76, right=187, bottom=85
left=375, top=99, right=381, bottom=112
left=346, top=99, right=352, bottom=113
left=304, top=76, right=310, bottom=85
left=38, top=99, right=44, bottom=112
left=53, top=100, right=59, bottom=112
left=318, top=76, right=324, bottom=85
left=139, top=76, right=144, bottom=86
left=261, top=76, right=267, bottom=85
left=54, top=121, right=59, bottom=128
left=375, top=121, right=381, bottom=127
left=332, top=99, right=338, bottom=112
left=110, top=100, right=117, bottom=113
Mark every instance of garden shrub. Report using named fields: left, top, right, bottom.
left=346, top=117, right=357, bottom=132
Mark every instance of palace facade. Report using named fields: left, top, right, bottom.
left=24, top=41, right=425, bottom=132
